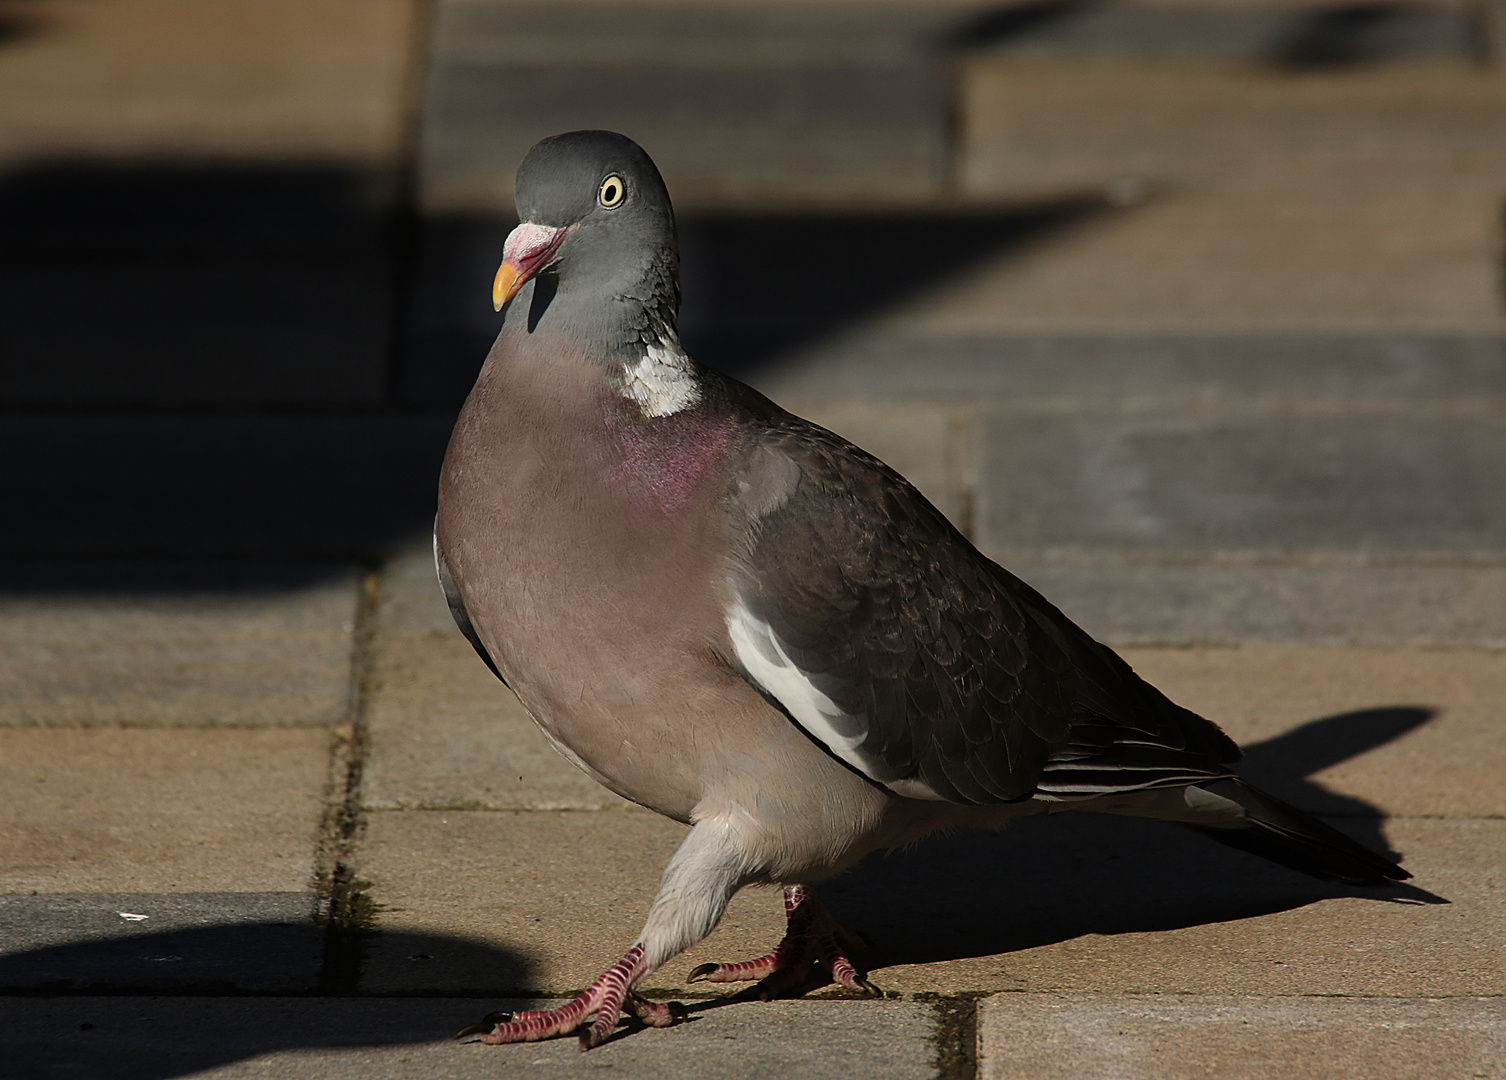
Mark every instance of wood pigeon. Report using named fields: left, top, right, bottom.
left=434, top=130, right=1408, bottom=1049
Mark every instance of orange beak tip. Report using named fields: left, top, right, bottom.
left=493, top=263, right=523, bottom=312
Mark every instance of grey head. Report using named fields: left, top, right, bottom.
left=494, top=131, right=682, bottom=359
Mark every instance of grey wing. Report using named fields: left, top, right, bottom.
left=725, top=420, right=1239, bottom=806
left=434, top=533, right=507, bottom=686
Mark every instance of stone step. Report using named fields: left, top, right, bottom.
left=751, top=333, right=1506, bottom=411
left=0, top=562, right=360, bottom=728
left=0, top=996, right=939, bottom=1079
left=977, top=993, right=1506, bottom=1080
left=418, top=0, right=960, bottom=213
left=976, top=413, right=1506, bottom=560
left=0, top=894, right=321, bottom=995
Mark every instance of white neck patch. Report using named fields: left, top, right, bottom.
left=622, top=341, right=701, bottom=418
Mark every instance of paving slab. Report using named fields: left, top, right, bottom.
left=977, top=993, right=1506, bottom=1080
left=949, top=60, right=1506, bottom=333
left=0, top=728, right=330, bottom=893
left=1115, top=644, right=1506, bottom=820
left=0, top=563, right=359, bottom=727
left=960, top=58, right=1506, bottom=201
left=0, top=996, right=939, bottom=1080
left=0, top=415, right=452, bottom=558
left=1007, top=563, right=1506, bottom=649
left=354, top=810, right=1501, bottom=998
left=0, top=0, right=415, bottom=161
left=976, top=414, right=1506, bottom=559
left=418, top=0, right=956, bottom=212
left=907, top=181, right=1506, bottom=334
left=748, top=332, right=1506, bottom=410
left=0, top=892, right=320, bottom=993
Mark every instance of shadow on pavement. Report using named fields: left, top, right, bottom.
left=1270, top=2, right=1452, bottom=69
left=824, top=706, right=1441, bottom=970
left=0, top=926, right=536, bottom=1080
left=403, top=194, right=1118, bottom=404
left=0, top=157, right=1121, bottom=562
left=677, top=196, right=1114, bottom=382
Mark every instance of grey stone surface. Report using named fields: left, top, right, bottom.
left=0, top=563, right=359, bottom=727
left=977, top=994, right=1506, bottom=1080
left=0, top=728, right=331, bottom=893
left=419, top=0, right=955, bottom=212
left=0, top=996, right=939, bottom=1080
left=953, top=62, right=1506, bottom=332
left=1117, top=644, right=1506, bottom=821
left=1005, top=563, right=1506, bottom=648
left=0, top=0, right=414, bottom=163
left=0, top=416, right=452, bottom=559
left=750, top=333, right=1506, bottom=410
left=0, top=893, right=320, bottom=993
left=976, top=414, right=1506, bottom=559
left=378, top=541, right=453, bottom=636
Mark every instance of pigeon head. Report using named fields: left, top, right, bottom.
left=494, top=131, right=678, bottom=319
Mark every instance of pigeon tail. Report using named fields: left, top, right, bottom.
left=1185, top=777, right=1410, bottom=888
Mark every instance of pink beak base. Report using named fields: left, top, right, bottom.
left=493, top=223, right=570, bottom=311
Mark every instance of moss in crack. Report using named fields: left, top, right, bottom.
left=924, top=993, right=983, bottom=1080
left=319, top=870, right=378, bottom=994
left=312, top=569, right=382, bottom=994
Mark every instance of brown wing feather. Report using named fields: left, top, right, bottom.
left=724, top=387, right=1239, bottom=806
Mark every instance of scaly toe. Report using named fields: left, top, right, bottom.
left=624, top=993, right=683, bottom=1028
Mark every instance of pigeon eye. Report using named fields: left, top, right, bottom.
left=598, top=175, right=625, bottom=209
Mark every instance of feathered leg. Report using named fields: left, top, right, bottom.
left=460, top=818, right=750, bottom=1049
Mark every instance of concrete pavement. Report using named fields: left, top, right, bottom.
left=3, top=1, right=1505, bottom=1077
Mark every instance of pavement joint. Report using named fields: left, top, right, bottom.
left=314, top=570, right=383, bottom=995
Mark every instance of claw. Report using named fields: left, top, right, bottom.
left=623, top=992, right=680, bottom=1028
left=473, top=942, right=659, bottom=1048
left=695, top=885, right=874, bottom=1002
left=455, top=1011, right=515, bottom=1039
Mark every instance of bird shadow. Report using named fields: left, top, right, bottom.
left=819, top=706, right=1443, bottom=972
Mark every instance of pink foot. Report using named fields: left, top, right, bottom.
left=687, top=885, right=879, bottom=998
left=457, top=944, right=684, bottom=1049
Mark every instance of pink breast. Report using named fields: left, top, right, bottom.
left=606, top=409, right=736, bottom=516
